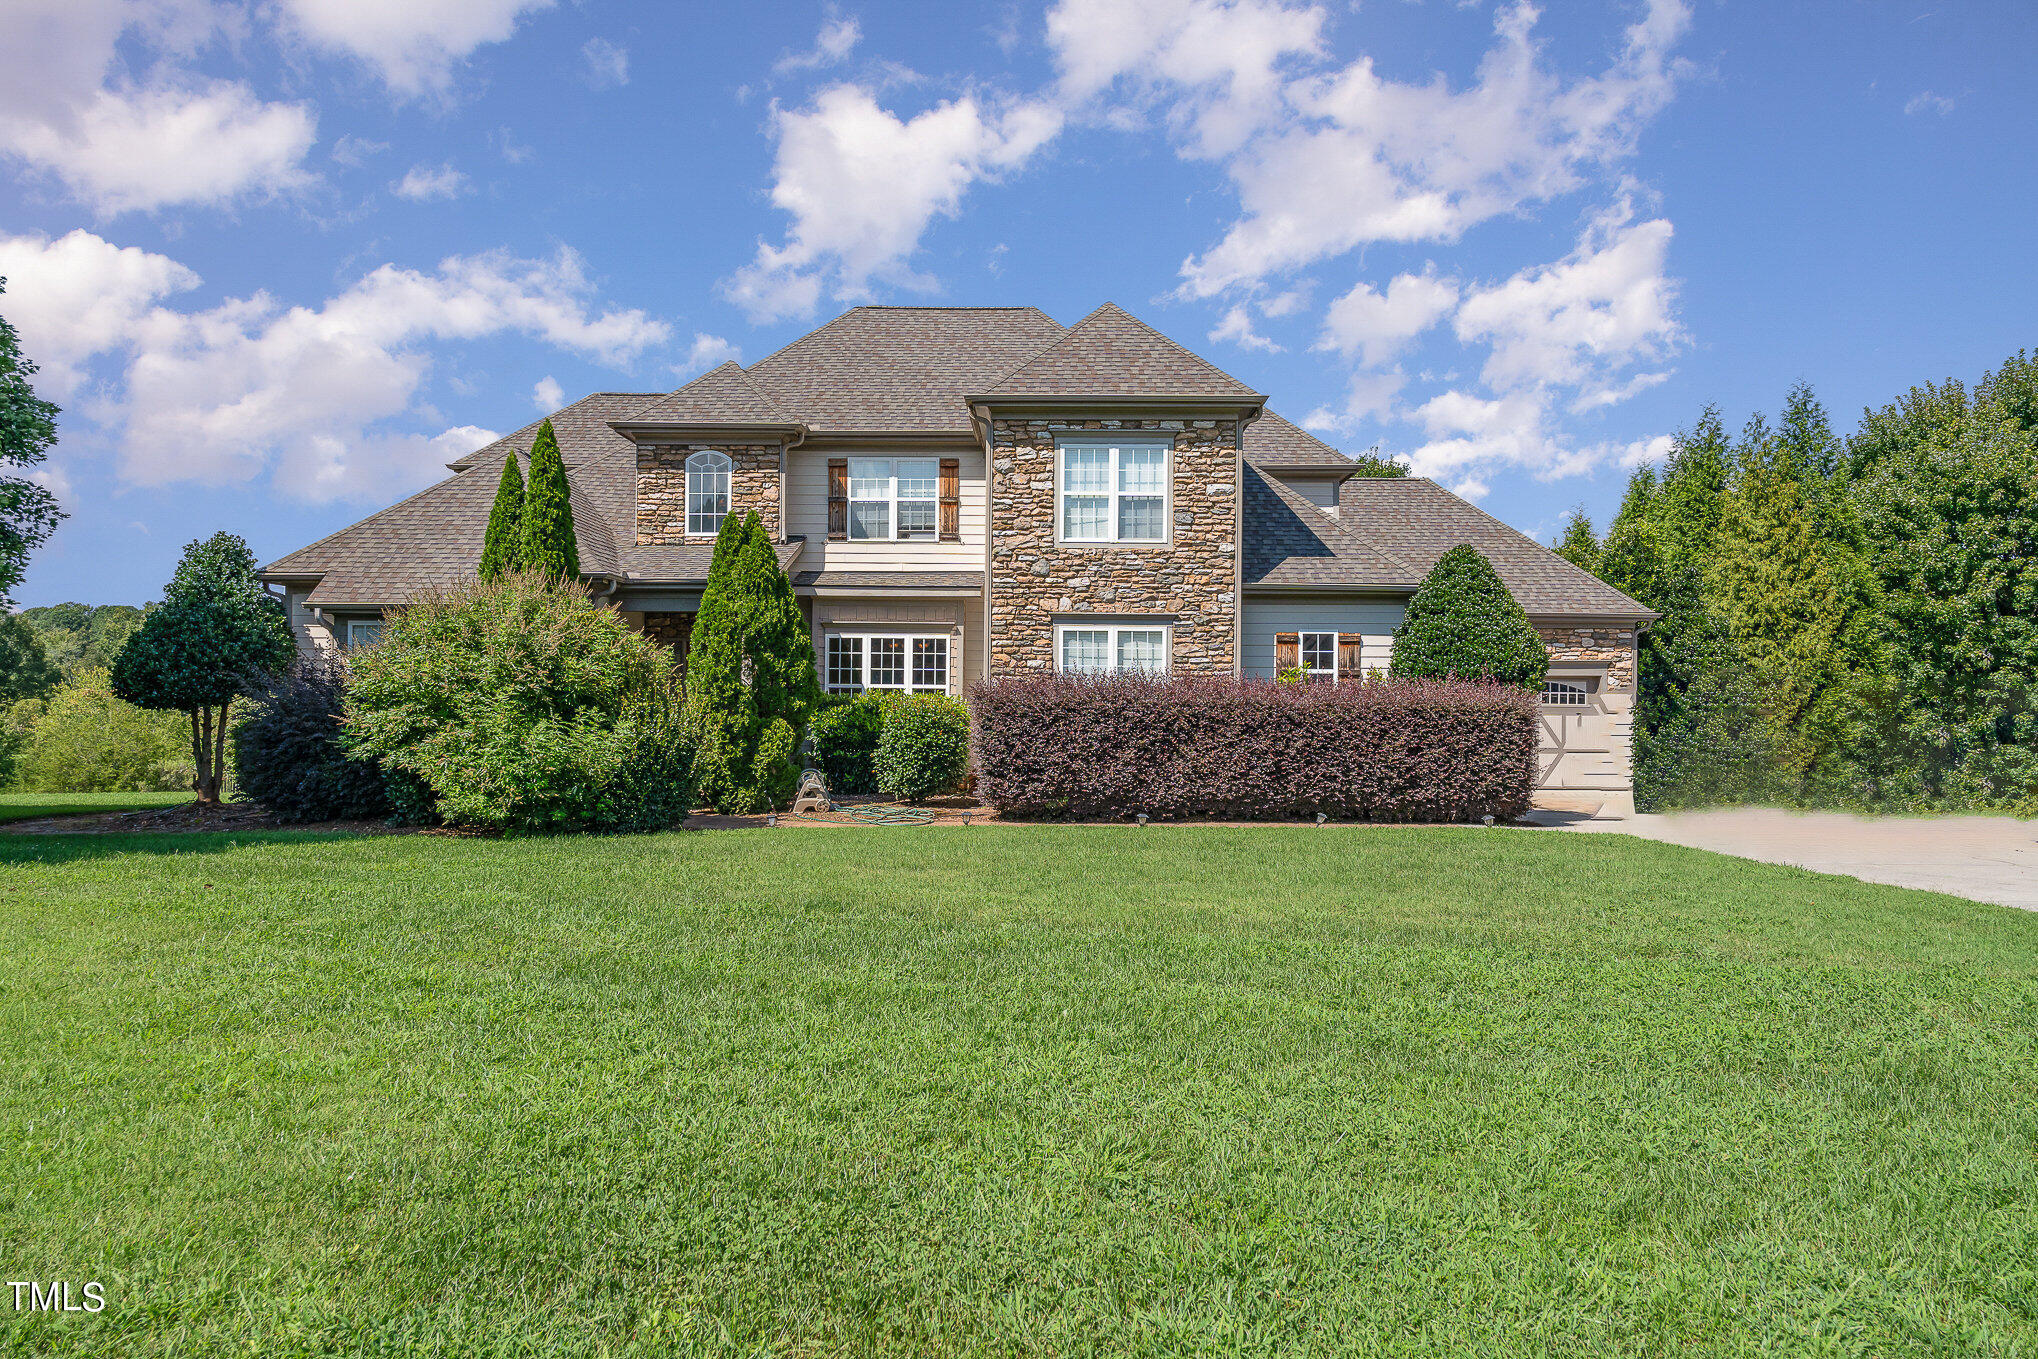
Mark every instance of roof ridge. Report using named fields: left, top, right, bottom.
left=977, top=301, right=1111, bottom=390
left=978, top=301, right=1263, bottom=399
left=627, top=360, right=792, bottom=423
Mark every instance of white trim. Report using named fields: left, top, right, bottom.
left=344, top=618, right=385, bottom=649
left=846, top=456, right=941, bottom=542
left=824, top=630, right=951, bottom=694
left=684, top=450, right=732, bottom=537
left=1297, top=630, right=1338, bottom=682
left=1053, top=621, right=1172, bottom=675
left=1054, top=434, right=1171, bottom=545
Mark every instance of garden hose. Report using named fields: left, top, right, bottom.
left=786, top=801, right=937, bottom=826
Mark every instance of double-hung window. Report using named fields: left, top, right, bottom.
left=1055, top=623, right=1169, bottom=675
left=824, top=633, right=951, bottom=694
left=1057, top=436, right=1167, bottom=543
left=685, top=451, right=731, bottom=535
left=344, top=619, right=385, bottom=649
left=848, top=458, right=940, bottom=541
left=1299, top=631, right=1337, bottom=682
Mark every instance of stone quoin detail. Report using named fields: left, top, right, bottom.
left=635, top=444, right=782, bottom=545
left=986, top=416, right=1240, bottom=674
left=1536, top=623, right=1638, bottom=690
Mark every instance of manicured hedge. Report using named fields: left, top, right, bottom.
left=970, top=675, right=1537, bottom=822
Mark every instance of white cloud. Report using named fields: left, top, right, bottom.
left=1904, top=91, right=1954, bottom=117
left=0, top=229, right=200, bottom=393
left=1401, top=386, right=1671, bottom=484
left=724, top=85, right=1062, bottom=320
left=582, top=37, right=629, bottom=89
left=271, top=0, right=555, bottom=95
left=1208, top=304, right=1281, bottom=352
left=1316, top=270, right=1458, bottom=367
left=0, top=230, right=668, bottom=502
left=332, top=134, right=390, bottom=167
left=1101, top=0, right=1695, bottom=296
left=675, top=333, right=741, bottom=379
left=392, top=162, right=469, bottom=200
left=775, top=11, right=862, bottom=75
left=0, top=0, right=317, bottom=215
left=1049, top=0, right=1325, bottom=157
left=532, top=375, right=563, bottom=410
left=1302, top=370, right=1405, bottom=434
left=1453, top=198, right=1681, bottom=392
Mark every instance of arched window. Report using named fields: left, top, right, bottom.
left=1540, top=679, right=1590, bottom=707
left=685, top=451, right=731, bottom=535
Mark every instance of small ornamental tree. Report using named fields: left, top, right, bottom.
left=519, top=419, right=579, bottom=579
left=685, top=511, right=821, bottom=813
left=1389, top=545, right=1547, bottom=690
left=110, top=532, right=295, bottom=803
left=478, top=454, right=525, bottom=579
left=1, top=279, right=66, bottom=608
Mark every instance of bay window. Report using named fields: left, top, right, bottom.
left=848, top=458, right=940, bottom=541
left=1055, top=623, right=1169, bottom=675
left=1057, top=436, right=1167, bottom=543
left=824, top=632, right=951, bottom=693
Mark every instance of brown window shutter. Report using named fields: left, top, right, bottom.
left=938, top=458, right=961, bottom=541
left=1274, top=632, right=1299, bottom=671
left=827, top=458, right=848, bottom=541
left=1337, top=632, right=1364, bottom=681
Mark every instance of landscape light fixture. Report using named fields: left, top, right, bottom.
left=1315, top=812, right=1327, bottom=826
left=1135, top=813, right=1149, bottom=826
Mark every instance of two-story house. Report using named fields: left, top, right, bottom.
left=261, top=303, right=1654, bottom=815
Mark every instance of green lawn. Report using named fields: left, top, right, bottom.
left=3, top=826, right=2036, bottom=1357
left=0, top=790, right=192, bottom=823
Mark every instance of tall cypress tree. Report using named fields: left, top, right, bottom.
left=478, top=454, right=525, bottom=580
left=1708, top=437, right=1849, bottom=779
left=1552, top=506, right=1601, bottom=574
left=519, top=419, right=578, bottom=579
left=684, top=512, right=821, bottom=813
left=1651, top=405, right=1730, bottom=571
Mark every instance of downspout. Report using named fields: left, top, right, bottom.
left=973, top=402, right=995, bottom=685
left=1233, top=403, right=1264, bottom=677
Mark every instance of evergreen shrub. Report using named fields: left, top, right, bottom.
left=872, top=694, right=969, bottom=801
left=1389, top=545, right=1547, bottom=690
left=343, top=571, right=693, bottom=833
left=808, top=691, right=896, bottom=795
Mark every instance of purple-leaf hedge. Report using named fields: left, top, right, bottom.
left=969, top=675, right=1538, bottom=822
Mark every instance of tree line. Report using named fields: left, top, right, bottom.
left=1554, top=352, right=2037, bottom=813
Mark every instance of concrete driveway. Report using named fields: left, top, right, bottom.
left=1549, top=807, right=2038, bottom=911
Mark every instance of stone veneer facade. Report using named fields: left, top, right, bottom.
left=986, top=416, right=1240, bottom=674
left=635, top=444, right=782, bottom=545
left=1535, top=622, right=1639, bottom=690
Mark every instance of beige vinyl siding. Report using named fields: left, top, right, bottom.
left=1239, top=597, right=1404, bottom=677
left=284, top=588, right=339, bottom=655
left=786, top=445, right=984, bottom=572
left=810, top=594, right=985, bottom=695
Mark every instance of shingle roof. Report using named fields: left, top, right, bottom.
left=742, top=306, right=1066, bottom=434
left=1242, top=465, right=1419, bottom=590
left=1336, top=477, right=1654, bottom=617
left=977, top=303, right=1263, bottom=401
left=625, top=362, right=792, bottom=425
left=1242, top=410, right=1345, bottom=465
left=447, top=391, right=654, bottom=471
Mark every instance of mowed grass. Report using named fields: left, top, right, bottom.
left=0, top=791, right=192, bottom=823
left=3, top=826, right=2037, bottom=1357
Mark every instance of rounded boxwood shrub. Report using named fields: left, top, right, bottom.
left=1389, top=544, right=1548, bottom=690
left=871, top=694, right=969, bottom=802
left=233, top=656, right=392, bottom=823
left=808, top=690, right=898, bottom=795
left=343, top=571, right=694, bottom=834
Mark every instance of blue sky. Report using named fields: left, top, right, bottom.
left=3, top=0, right=2033, bottom=607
